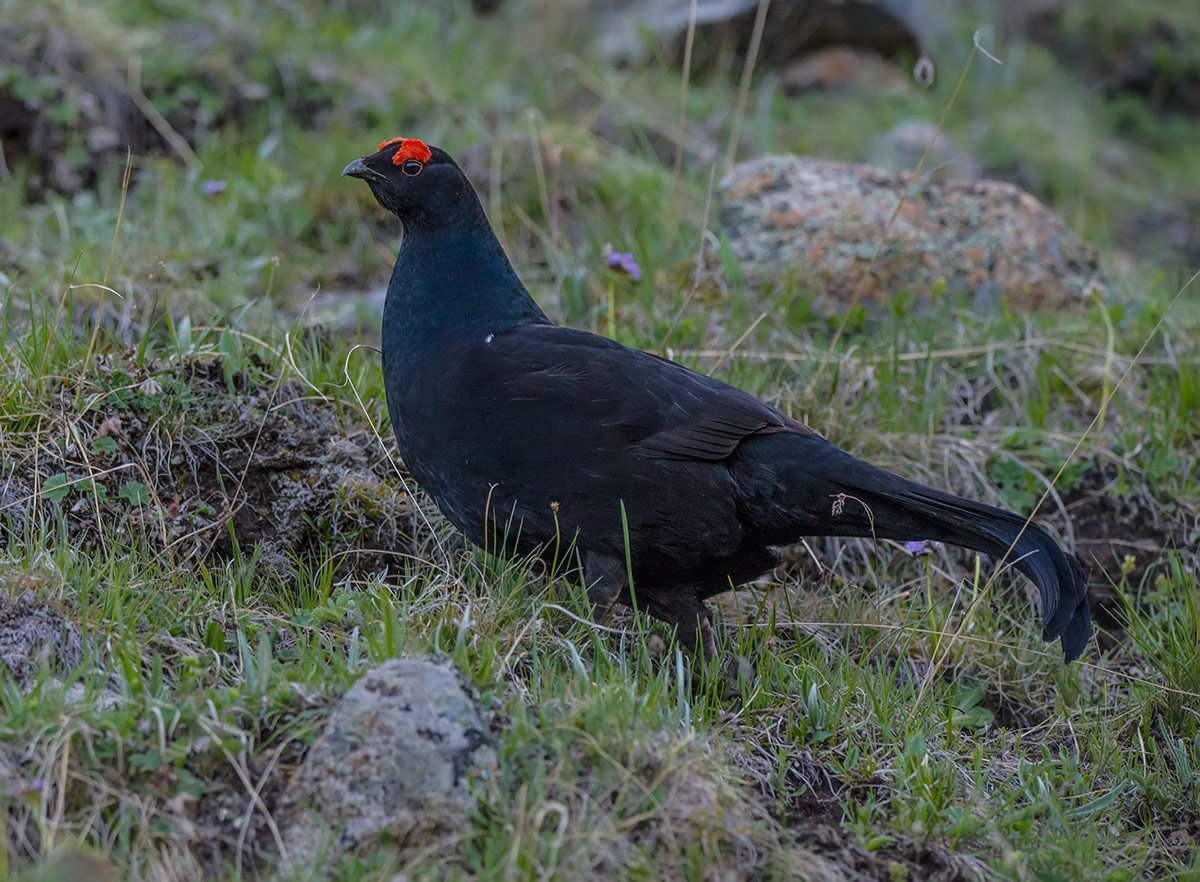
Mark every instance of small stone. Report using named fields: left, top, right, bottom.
left=278, top=657, right=496, bottom=870
left=862, top=119, right=981, bottom=180
left=0, top=593, right=82, bottom=688
left=301, top=285, right=387, bottom=336
left=63, top=682, right=123, bottom=711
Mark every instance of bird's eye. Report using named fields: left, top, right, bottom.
left=401, top=159, right=423, bottom=177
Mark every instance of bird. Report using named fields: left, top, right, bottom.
left=342, top=137, right=1093, bottom=666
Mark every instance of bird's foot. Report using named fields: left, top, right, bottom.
left=721, top=652, right=755, bottom=692
left=584, top=552, right=626, bottom=625
left=675, top=604, right=756, bottom=699
left=686, top=649, right=755, bottom=702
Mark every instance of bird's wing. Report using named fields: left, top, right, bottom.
left=487, top=324, right=817, bottom=462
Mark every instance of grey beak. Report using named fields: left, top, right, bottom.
left=341, top=158, right=372, bottom=179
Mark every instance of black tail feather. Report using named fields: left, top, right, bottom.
left=776, top=439, right=1094, bottom=660
left=899, top=485, right=1093, bottom=661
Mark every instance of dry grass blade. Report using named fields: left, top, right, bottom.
left=85, top=151, right=133, bottom=369
left=708, top=311, right=768, bottom=376
left=340, top=343, right=452, bottom=572
left=126, top=57, right=199, bottom=169
left=679, top=339, right=1200, bottom=366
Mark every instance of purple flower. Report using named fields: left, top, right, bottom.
left=603, top=245, right=642, bottom=282
left=21, top=777, right=46, bottom=799
left=201, top=180, right=228, bottom=197
left=905, top=539, right=936, bottom=556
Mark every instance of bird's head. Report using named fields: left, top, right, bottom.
left=342, top=138, right=474, bottom=228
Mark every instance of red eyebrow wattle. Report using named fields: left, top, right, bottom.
left=377, top=137, right=432, bottom=166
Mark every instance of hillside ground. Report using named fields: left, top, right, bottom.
left=1, top=2, right=1199, bottom=879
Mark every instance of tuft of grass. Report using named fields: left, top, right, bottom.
left=1119, top=557, right=1200, bottom=739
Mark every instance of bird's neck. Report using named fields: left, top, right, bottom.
left=383, top=207, right=548, bottom=351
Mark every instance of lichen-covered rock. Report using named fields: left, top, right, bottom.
left=0, top=593, right=82, bottom=687
left=278, top=657, right=496, bottom=869
left=720, top=155, right=1106, bottom=312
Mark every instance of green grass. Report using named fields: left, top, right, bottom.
left=2, top=1, right=1200, bottom=879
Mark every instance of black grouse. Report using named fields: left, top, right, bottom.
left=342, top=137, right=1093, bottom=664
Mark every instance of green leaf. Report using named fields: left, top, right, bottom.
left=42, top=473, right=71, bottom=503
left=129, top=750, right=163, bottom=772
left=119, top=481, right=151, bottom=507
left=954, top=706, right=995, bottom=731
left=91, top=436, right=118, bottom=455
left=203, top=620, right=226, bottom=653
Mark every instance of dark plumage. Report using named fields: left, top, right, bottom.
left=343, top=139, right=1093, bottom=664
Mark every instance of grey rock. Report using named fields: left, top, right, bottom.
left=0, top=592, right=82, bottom=688
left=862, top=118, right=981, bottom=180
left=279, top=657, right=496, bottom=869
left=63, top=681, right=123, bottom=711
left=720, top=154, right=1106, bottom=313
left=302, top=284, right=387, bottom=336
left=593, top=0, right=758, bottom=63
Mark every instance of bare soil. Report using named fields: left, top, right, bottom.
left=1063, top=462, right=1195, bottom=647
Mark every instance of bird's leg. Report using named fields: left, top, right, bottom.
left=645, top=590, right=754, bottom=695
left=693, top=611, right=720, bottom=664
left=644, top=590, right=719, bottom=665
left=583, top=552, right=627, bottom=624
